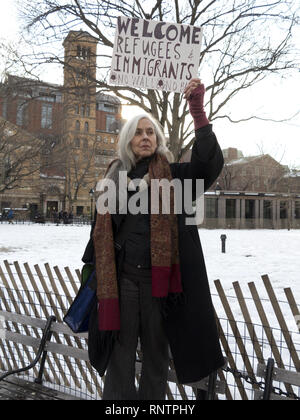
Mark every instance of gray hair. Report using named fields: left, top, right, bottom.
left=97, top=113, right=174, bottom=212
left=104, top=113, right=173, bottom=185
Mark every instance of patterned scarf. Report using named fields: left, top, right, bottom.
left=93, top=152, right=182, bottom=331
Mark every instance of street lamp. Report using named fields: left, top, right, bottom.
left=215, top=182, right=222, bottom=226
left=89, top=188, right=95, bottom=224
left=215, top=182, right=221, bottom=196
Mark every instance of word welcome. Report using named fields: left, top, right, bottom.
left=117, top=17, right=201, bottom=44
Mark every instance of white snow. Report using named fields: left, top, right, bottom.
left=0, top=223, right=90, bottom=271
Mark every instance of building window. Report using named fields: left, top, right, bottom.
left=95, top=156, right=102, bottom=166
left=106, top=115, right=116, bottom=132
left=75, top=104, right=79, bottom=114
left=205, top=198, right=218, bottom=218
left=226, top=199, right=236, bottom=218
left=1, top=99, right=7, bottom=118
left=74, top=138, right=80, bottom=148
left=245, top=199, right=255, bottom=219
left=83, top=138, right=88, bottom=148
left=263, top=200, right=272, bottom=219
left=17, top=101, right=27, bottom=126
left=280, top=201, right=288, bottom=219
left=84, top=122, right=89, bottom=132
left=76, top=120, right=80, bottom=131
left=97, top=135, right=102, bottom=142
left=97, top=102, right=118, bottom=113
left=295, top=201, right=300, bottom=219
left=41, top=103, right=53, bottom=129
left=86, top=105, right=90, bottom=116
left=39, top=93, right=56, bottom=102
left=76, top=206, right=84, bottom=216
left=77, top=46, right=91, bottom=60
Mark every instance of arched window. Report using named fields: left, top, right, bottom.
left=84, top=122, right=89, bottom=132
left=74, top=138, right=80, bottom=148
left=76, top=120, right=80, bottom=131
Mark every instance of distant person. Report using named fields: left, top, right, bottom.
left=7, top=209, right=14, bottom=224
left=63, top=211, right=68, bottom=224
left=58, top=210, right=63, bottom=224
left=68, top=211, right=74, bottom=224
left=53, top=211, right=59, bottom=225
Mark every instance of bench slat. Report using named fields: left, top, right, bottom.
left=0, top=310, right=88, bottom=339
left=4, top=330, right=41, bottom=348
left=254, top=390, right=294, bottom=401
left=2, top=330, right=89, bottom=362
left=0, top=310, right=47, bottom=330
left=257, top=363, right=300, bottom=387
left=50, top=322, right=88, bottom=338
left=45, top=341, right=89, bottom=361
left=135, top=361, right=226, bottom=394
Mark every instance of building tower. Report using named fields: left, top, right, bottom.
left=62, top=30, right=98, bottom=212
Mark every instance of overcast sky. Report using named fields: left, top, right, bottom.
left=0, top=2, right=299, bottom=168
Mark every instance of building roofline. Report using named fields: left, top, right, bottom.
left=63, top=30, right=99, bottom=45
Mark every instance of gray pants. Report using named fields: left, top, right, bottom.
left=102, top=275, right=169, bottom=400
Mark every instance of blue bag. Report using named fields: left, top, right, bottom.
left=63, top=266, right=97, bottom=333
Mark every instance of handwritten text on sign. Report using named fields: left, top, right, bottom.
left=110, top=17, right=202, bottom=93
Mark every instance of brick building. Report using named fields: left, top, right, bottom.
left=0, top=30, right=122, bottom=218
left=204, top=148, right=300, bottom=229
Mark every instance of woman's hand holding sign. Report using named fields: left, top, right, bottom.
left=183, top=77, right=203, bottom=99
left=184, top=78, right=209, bottom=129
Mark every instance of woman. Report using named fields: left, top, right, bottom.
left=82, top=79, right=225, bottom=400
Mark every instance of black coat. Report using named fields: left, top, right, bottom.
left=83, top=124, right=225, bottom=384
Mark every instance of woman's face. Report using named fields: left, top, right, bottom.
left=130, top=118, right=157, bottom=159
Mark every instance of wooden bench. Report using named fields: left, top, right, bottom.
left=0, top=373, right=81, bottom=400
left=0, top=310, right=86, bottom=400
left=255, top=358, right=300, bottom=400
left=0, top=309, right=226, bottom=400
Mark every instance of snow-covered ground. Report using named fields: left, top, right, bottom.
left=0, top=223, right=299, bottom=332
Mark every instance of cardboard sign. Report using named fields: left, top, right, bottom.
left=110, top=16, right=203, bottom=93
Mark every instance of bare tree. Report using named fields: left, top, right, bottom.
left=64, top=137, right=99, bottom=210
left=11, top=0, right=300, bottom=160
left=0, top=117, right=45, bottom=192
